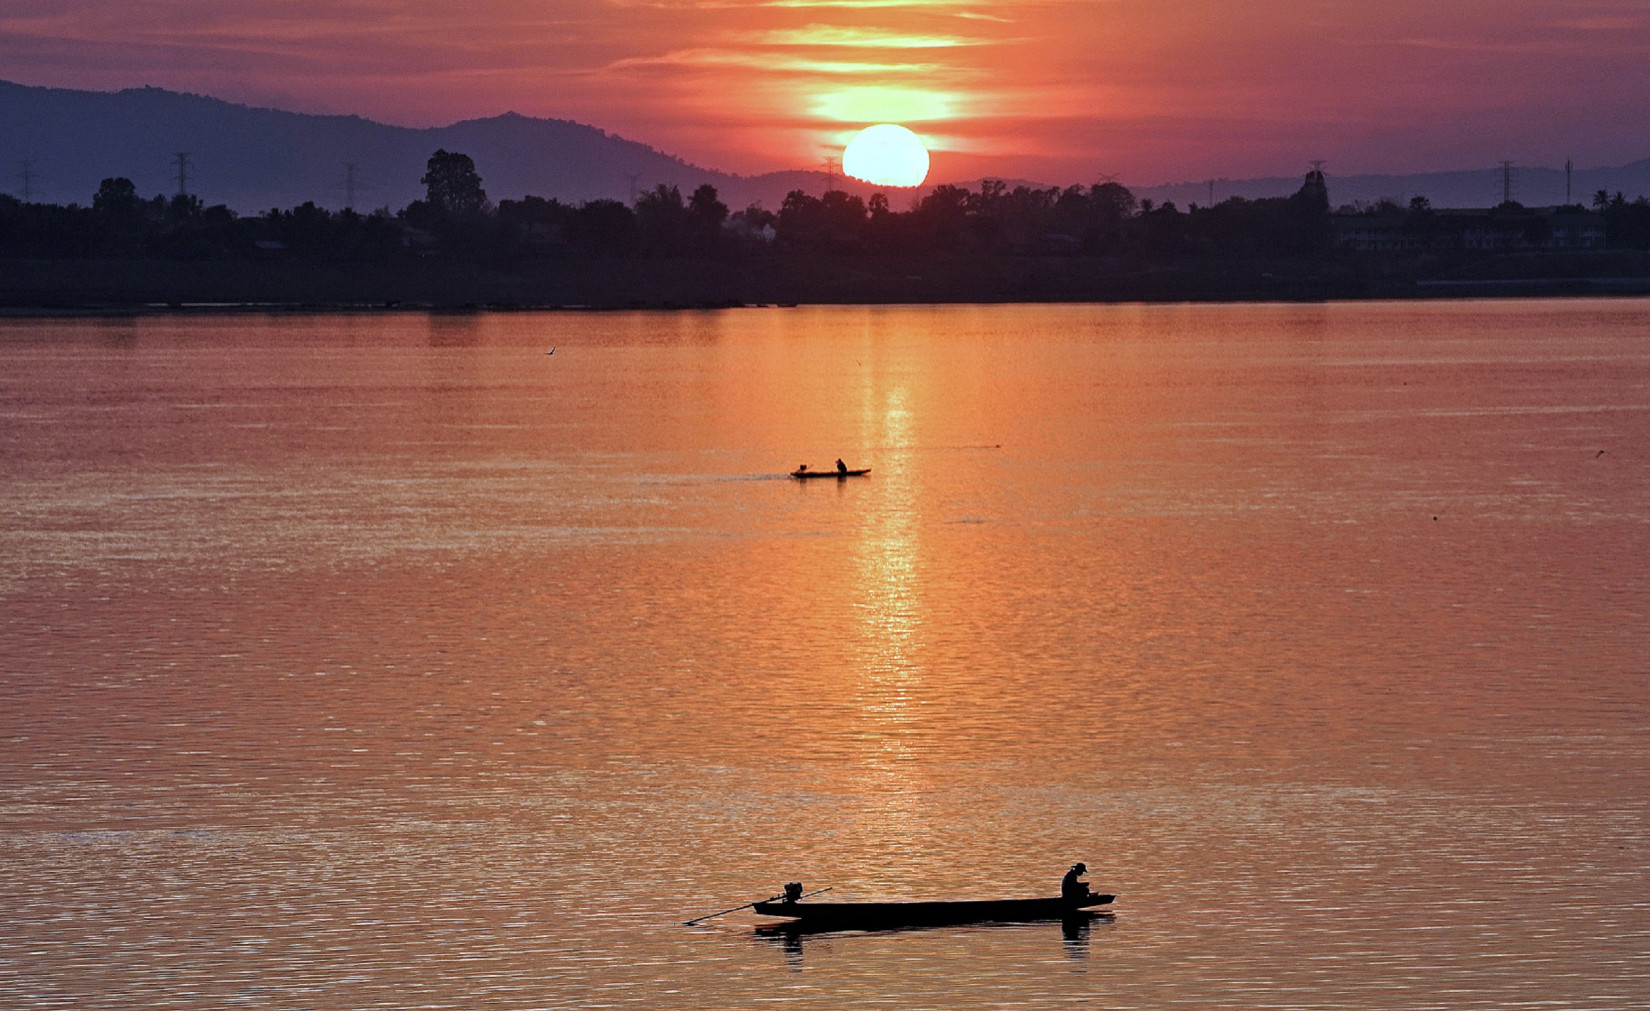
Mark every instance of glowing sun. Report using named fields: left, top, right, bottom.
left=842, top=124, right=930, bottom=188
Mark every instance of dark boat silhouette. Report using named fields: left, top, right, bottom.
left=791, top=467, right=870, bottom=479
left=752, top=892, right=1114, bottom=929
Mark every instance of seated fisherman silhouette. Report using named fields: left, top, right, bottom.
left=782, top=882, right=805, bottom=904
left=835, top=458, right=848, bottom=475
left=1061, top=862, right=1091, bottom=901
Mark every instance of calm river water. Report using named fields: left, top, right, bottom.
left=2, top=301, right=1647, bottom=1010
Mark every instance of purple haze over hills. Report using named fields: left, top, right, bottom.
left=3, top=80, right=1647, bottom=216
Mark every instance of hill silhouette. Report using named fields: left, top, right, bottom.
left=0, top=80, right=758, bottom=211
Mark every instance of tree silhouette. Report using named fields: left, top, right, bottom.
left=635, top=183, right=690, bottom=255
left=21, top=156, right=1647, bottom=273
left=727, top=202, right=776, bottom=245
left=421, top=150, right=488, bottom=217
left=778, top=189, right=869, bottom=248
left=687, top=184, right=730, bottom=255
left=566, top=199, right=638, bottom=258
left=1287, top=168, right=1332, bottom=251
left=688, top=184, right=728, bottom=228
left=1089, top=182, right=1136, bottom=223
left=167, top=193, right=203, bottom=223
left=93, top=178, right=141, bottom=216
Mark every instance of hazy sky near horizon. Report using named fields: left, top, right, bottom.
left=2, top=0, right=1647, bottom=184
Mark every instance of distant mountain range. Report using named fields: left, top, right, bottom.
left=4, top=79, right=1649, bottom=214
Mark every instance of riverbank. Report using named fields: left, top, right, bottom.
left=4, top=251, right=1650, bottom=312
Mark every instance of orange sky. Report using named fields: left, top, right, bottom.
left=2, top=0, right=1647, bottom=184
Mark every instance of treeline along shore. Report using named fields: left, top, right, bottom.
left=4, top=150, right=1650, bottom=311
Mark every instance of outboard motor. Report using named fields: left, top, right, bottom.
left=782, top=882, right=804, bottom=904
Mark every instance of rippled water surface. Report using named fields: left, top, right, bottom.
left=2, top=301, right=1648, bottom=1009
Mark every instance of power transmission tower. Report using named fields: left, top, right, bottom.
left=334, top=162, right=378, bottom=212
left=1208, top=179, right=1214, bottom=207
left=173, top=152, right=192, bottom=197
left=17, top=160, right=37, bottom=203
left=625, top=172, right=642, bottom=204
left=1498, top=160, right=1515, bottom=205
left=1565, top=158, right=1573, bottom=205
left=822, top=156, right=839, bottom=193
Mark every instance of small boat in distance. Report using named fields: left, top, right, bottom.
left=791, top=465, right=870, bottom=480
left=752, top=892, right=1114, bottom=929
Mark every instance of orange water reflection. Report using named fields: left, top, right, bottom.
left=1, top=303, right=1648, bottom=1009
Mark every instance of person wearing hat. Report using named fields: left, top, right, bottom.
left=1061, top=862, right=1091, bottom=902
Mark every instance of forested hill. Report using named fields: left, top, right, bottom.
left=0, top=80, right=756, bottom=212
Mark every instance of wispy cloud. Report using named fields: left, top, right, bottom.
left=3, top=0, right=1647, bottom=183
left=606, top=47, right=942, bottom=75
left=1393, top=35, right=1615, bottom=57
left=737, top=25, right=993, bottom=48
left=812, top=84, right=962, bottom=122
left=762, top=0, right=1104, bottom=7
left=1553, top=14, right=1649, bottom=31
left=763, top=0, right=990, bottom=9
left=605, top=0, right=1035, bottom=7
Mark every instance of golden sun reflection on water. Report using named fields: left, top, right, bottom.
left=771, top=362, right=952, bottom=883
left=850, top=382, right=922, bottom=812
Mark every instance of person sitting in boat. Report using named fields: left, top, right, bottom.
left=1061, top=863, right=1090, bottom=901
left=797, top=463, right=808, bottom=474
left=835, top=458, right=848, bottom=475
left=782, top=882, right=804, bottom=904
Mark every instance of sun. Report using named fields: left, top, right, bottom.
left=842, top=125, right=930, bottom=188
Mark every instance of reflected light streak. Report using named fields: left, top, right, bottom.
left=851, top=382, right=925, bottom=825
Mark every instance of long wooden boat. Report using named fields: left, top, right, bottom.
left=791, top=468, right=871, bottom=479
left=752, top=893, right=1114, bottom=928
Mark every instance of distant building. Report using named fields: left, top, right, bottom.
left=1333, top=212, right=1422, bottom=253
left=1332, top=206, right=1605, bottom=252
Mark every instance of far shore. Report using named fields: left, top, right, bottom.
left=3, top=252, right=1650, bottom=314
